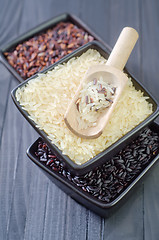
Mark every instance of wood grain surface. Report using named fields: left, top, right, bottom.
left=0, top=0, right=159, bottom=239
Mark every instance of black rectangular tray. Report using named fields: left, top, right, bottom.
left=0, top=12, right=111, bottom=82
left=11, top=40, right=159, bottom=176
left=27, top=122, right=159, bottom=217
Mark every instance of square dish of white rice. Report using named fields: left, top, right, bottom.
left=16, top=49, right=153, bottom=165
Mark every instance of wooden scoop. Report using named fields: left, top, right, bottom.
left=64, top=27, right=139, bottom=139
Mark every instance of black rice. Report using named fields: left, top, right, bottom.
left=35, top=127, right=159, bottom=203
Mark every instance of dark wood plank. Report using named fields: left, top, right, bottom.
left=141, top=0, right=159, bottom=239
left=107, top=0, right=141, bottom=78
left=79, top=0, right=111, bottom=44
left=104, top=185, right=144, bottom=240
left=140, top=0, right=159, bottom=102
left=0, top=0, right=24, bottom=141
left=6, top=120, right=38, bottom=240
left=18, top=0, right=81, bottom=36
left=0, top=0, right=24, bottom=45
left=43, top=185, right=70, bottom=240
left=23, top=171, right=49, bottom=240
left=143, top=165, right=159, bottom=240
left=87, top=211, right=103, bottom=240
left=43, top=187, right=88, bottom=240
left=0, top=65, right=11, bottom=141
left=0, top=80, right=24, bottom=239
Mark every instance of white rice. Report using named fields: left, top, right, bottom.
left=16, top=49, right=153, bottom=165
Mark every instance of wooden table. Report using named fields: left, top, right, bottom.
left=0, top=0, right=159, bottom=239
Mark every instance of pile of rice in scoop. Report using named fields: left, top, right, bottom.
left=16, top=49, right=153, bottom=165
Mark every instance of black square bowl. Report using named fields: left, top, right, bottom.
left=26, top=122, right=159, bottom=217
left=0, top=12, right=110, bottom=82
left=11, top=41, right=159, bottom=176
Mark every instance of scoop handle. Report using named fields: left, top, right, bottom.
left=106, top=27, right=139, bottom=71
